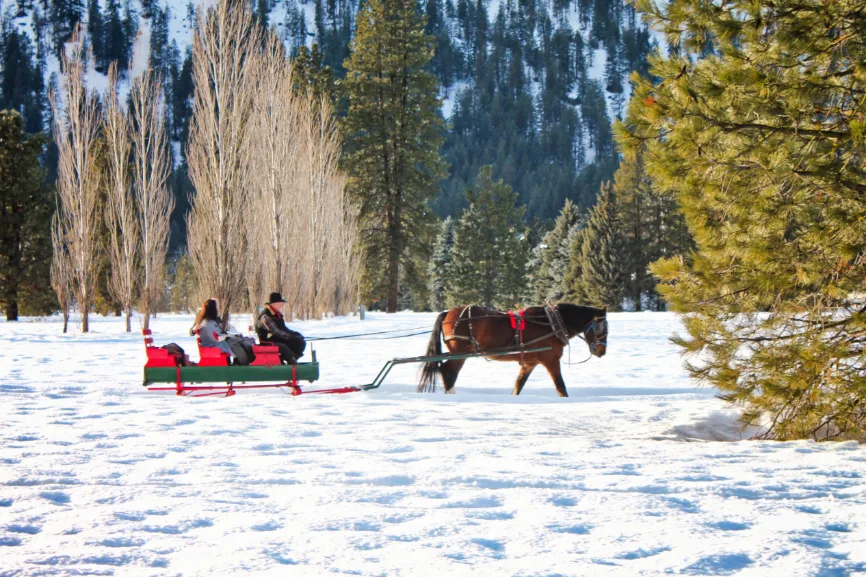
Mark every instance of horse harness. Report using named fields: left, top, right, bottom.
left=444, top=304, right=571, bottom=366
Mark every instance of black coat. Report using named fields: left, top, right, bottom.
left=256, top=306, right=306, bottom=358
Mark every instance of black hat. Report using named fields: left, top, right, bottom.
left=267, top=292, right=288, bottom=304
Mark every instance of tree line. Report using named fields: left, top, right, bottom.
left=423, top=146, right=691, bottom=314
left=0, top=0, right=671, bottom=320
left=0, top=0, right=654, bottom=320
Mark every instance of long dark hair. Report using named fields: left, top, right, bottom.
left=193, top=299, right=220, bottom=329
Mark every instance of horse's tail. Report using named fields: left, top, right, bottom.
left=418, top=311, right=447, bottom=393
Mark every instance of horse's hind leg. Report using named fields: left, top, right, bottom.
left=511, top=363, right=536, bottom=396
left=441, top=359, right=465, bottom=394
left=542, top=358, right=568, bottom=398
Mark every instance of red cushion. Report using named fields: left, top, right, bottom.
left=145, top=347, right=177, bottom=368
left=198, top=346, right=230, bottom=367
left=251, top=343, right=281, bottom=366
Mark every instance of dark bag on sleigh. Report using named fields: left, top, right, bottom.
left=160, top=343, right=188, bottom=366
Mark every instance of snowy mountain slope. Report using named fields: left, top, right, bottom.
left=1, top=312, right=865, bottom=575
left=6, top=0, right=642, bottom=136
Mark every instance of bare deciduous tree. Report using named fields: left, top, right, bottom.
left=103, top=63, right=139, bottom=332
left=332, top=171, right=361, bottom=314
left=246, top=31, right=302, bottom=312
left=187, top=1, right=358, bottom=322
left=300, top=92, right=347, bottom=317
left=186, top=0, right=262, bottom=327
left=50, top=212, right=73, bottom=334
left=130, top=69, right=173, bottom=330
left=51, top=28, right=103, bottom=333
left=243, top=33, right=360, bottom=320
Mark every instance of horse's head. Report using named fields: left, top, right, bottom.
left=584, top=309, right=607, bottom=357
left=556, top=303, right=607, bottom=358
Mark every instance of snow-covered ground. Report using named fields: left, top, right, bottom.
left=1, top=312, right=865, bottom=576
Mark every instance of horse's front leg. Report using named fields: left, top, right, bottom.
left=542, top=357, right=568, bottom=397
left=511, top=363, right=536, bottom=396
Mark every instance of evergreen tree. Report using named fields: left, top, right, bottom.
left=624, top=0, right=866, bottom=439
left=611, top=140, right=692, bottom=311
left=293, top=44, right=334, bottom=101
left=533, top=198, right=579, bottom=302
left=427, top=216, right=454, bottom=311
left=314, top=0, right=325, bottom=45
left=139, top=0, right=154, bottom=18
left=103, top=0, right=129, bottom=70
left=425, top=0, right=455, bottom=90
left=149, top=3, right=169, bottom=75
left=562, top=221, right=587, bottom=302
left=603, top=37, right=624, bottom=117
left=255, top=0, right=269, bottom=28
left=284, top=0, right=308, bottom=55
left=186, top=1, right=195, bottom=28
left=498, top=216, right=532, bottom=309
left=171, top=47, right=193, bottom=141
left=445, top=166, right=528, bottom=308
left=121, top=0, right=137, bottom=65
left=612, top=146, right=651, bottom=310
left=49, top=0, right=83, bottom=49
left=579, top=181, right=626, bottom=310
left=0, top=24, right=44, bottom=133
left=342, top=0, right=446, bottom=312
left=0, top=111, right=53, bottom=320
left=86, top=0, right=103, bottom=68
left=169, top=253, right=196, bottom=312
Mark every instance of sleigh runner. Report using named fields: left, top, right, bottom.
left=142, top=329, right=359, bottom=397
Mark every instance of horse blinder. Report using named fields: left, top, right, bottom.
left=586, top=317, right=607, bottom=357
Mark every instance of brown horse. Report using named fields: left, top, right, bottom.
left=418, top=303, right=607, bottom=397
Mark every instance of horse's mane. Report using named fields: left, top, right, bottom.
left=555, top=302, right=605, bottom=335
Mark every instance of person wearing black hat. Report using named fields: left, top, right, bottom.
left=255, top=292, right=306, bottom=364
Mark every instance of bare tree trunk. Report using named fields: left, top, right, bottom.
left=103, top=63, right=140, bottom=333
left=187, top=0, right=261, bottom=328
left=51, top=27, right=102, bottom=333
left=131, top=69, right=173, bottom=331
left=50, top=212, right=73, bottom=335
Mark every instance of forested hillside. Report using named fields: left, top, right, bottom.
left=1, top=0, right=653, bottom=226
left=284, top=0, right=656, bottom=220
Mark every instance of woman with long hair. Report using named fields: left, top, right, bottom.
left=191, top=299, right=255, bottom=365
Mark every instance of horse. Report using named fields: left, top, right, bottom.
left=418, top=303, right=607, bottom=397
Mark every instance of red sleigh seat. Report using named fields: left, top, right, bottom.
left=143, top=329, right=177, bottom=368
left=143, top=329, right=280, bottom=368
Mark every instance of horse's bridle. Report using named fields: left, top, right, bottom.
left=583, top=317, right=608, bottom=355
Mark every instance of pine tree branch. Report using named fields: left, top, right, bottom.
left=688, top=113, right=850, bottom=139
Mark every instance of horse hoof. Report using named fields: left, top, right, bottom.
left=445, top=389, right=456, bottom=395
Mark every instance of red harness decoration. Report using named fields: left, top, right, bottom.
left=507, top=310, right=526, bottom=331
left=508, top=310, right=527, bottom=365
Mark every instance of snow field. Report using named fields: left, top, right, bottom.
left=0, top=312, right=865, bottom=576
